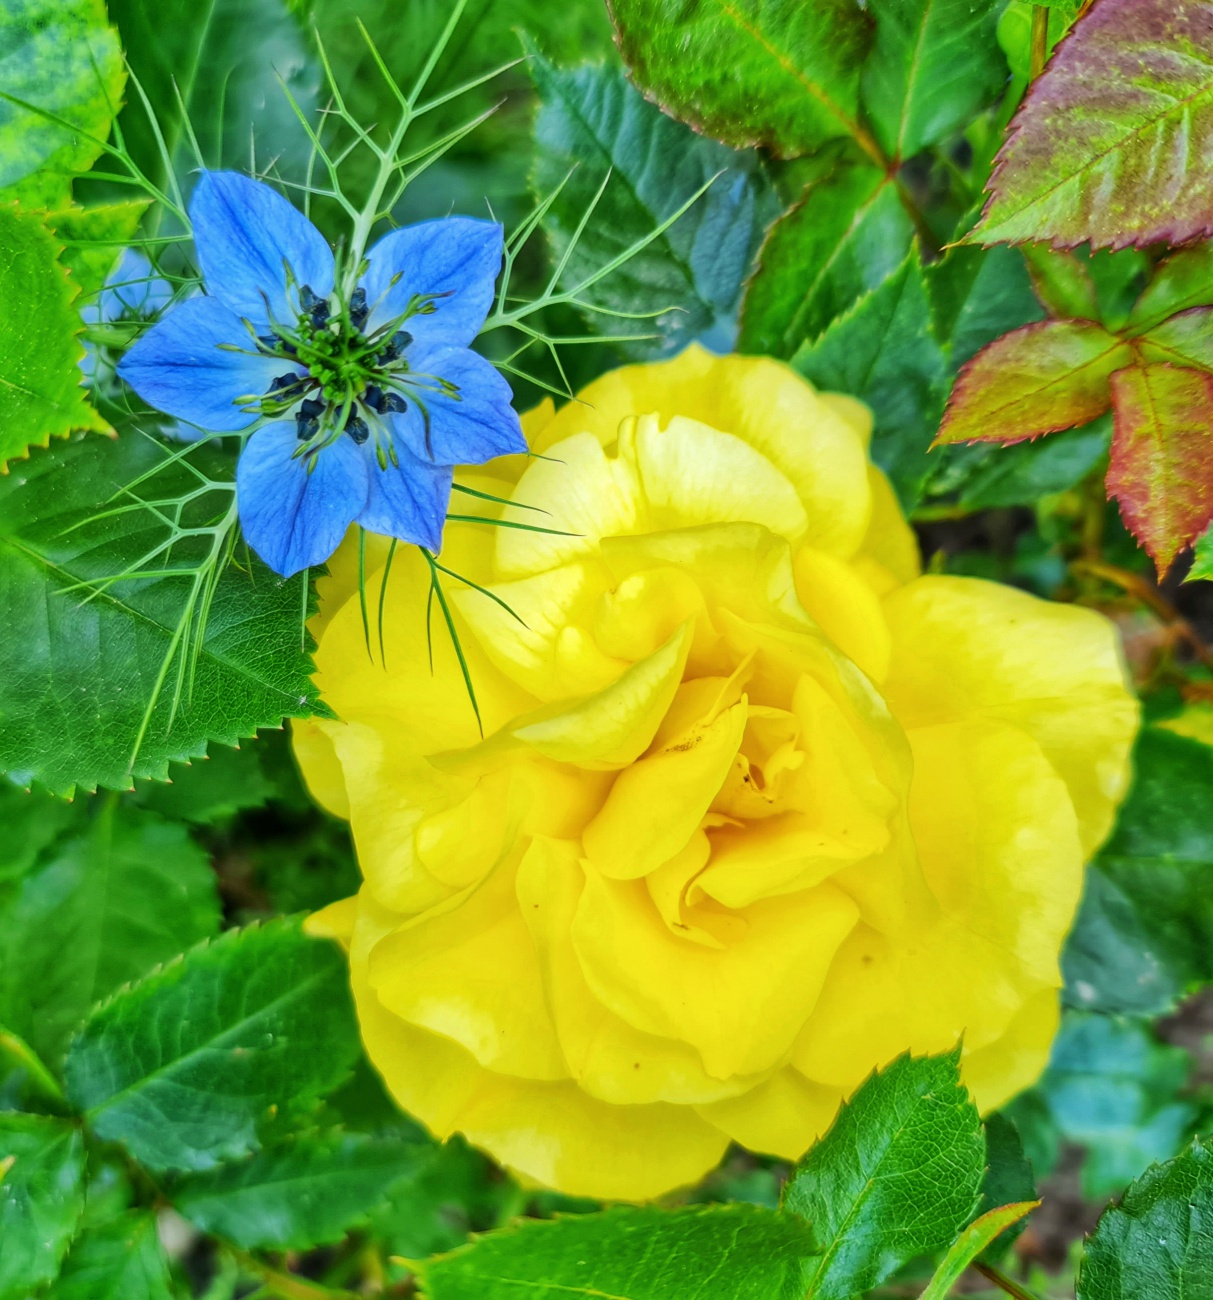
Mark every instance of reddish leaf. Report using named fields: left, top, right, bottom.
left=976, top=0, right=1213, bottom=249
left=1108, top=363, right=1213, bottom=570
left=934, top=320, right=1129, bottom=446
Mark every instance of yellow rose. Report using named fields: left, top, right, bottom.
left=295, top=345, right=1139, bottom=1200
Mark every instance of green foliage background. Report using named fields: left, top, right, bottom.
left=3, top=0, right=1213, bottom=1297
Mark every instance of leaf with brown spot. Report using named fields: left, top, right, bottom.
left=1108, top=363, right=1213, bottom=571
left=934, top=320, right=1129, bottom=446
left=975, top=0, right=1213, bottom=249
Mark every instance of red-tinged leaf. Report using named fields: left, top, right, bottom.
left=975, top=0, right=1213, bottom=249
left=1137, top=307, right=1213, bottom=371
left=934, top=320, right=1129, bottom=446
left=1108, top=363, right=1213, bottom=571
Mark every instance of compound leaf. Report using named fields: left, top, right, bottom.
left=46, top=1211, right=173, bottom=1300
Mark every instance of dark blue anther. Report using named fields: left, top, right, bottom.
left=345, top=413, right=370, bottom=445
left=378, top=329, right=413, bottom=364
left=300, top=284, right=329, bottom=330
left=295, top=396, right=326, bottom=442
left=384, top=392, right=407, bottom=413
left=349, top=287, right=369, bottom=331
left=269, top=373, right=301, bottom=393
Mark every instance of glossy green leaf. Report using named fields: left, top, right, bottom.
left=0, top=433, right=325, bottom=795
left=793, top=250, right=948, bottom=506
left=173, top=1129, right=427, bottom=1249
left=531, top=55, right=777, bottom=357
left=108, top=0, right=317, bottom=193
left=782, top=1049, right=985, bottom=1300
left=609, top=0, right=873, bottom=160
left=0, top=206, right=108, bottom=471
left=1035, top=1012, right=1196, bottom=1201
left=919, top=1202, right=1038, bottom=1300
left=134, top=741, right=276, bottom=824
left=45, top=1211, right=173, bottom=1300
left=0, top=800, right=220, bottom=1066
left=48, top=202, right=152, bottom=300
left=977, top=0, right=1213, bottom=248
left=950, top=417, right=1110, bottom=510
left=1077, top=1139, right=1213, bottom=1300
left=862, top=0, right=1005, bottom=161
left=928, top=242, right=1043, bottom=369
left=935, top=320, right=1128, bottom=446
left=1093, top=727, right=1213, bottom=992
left=0, top=781, right=81, bottom=886
left=0, top=0, right=125, bottom=207
left=1063, top=865, right=1183, bottom=1017
left=738, top=164, right=913, bottom=357
left=420, top=1204, right=820, bottom=1300
left=0, top=1114, right=85, bottom=1300
left=64, top=918, right=360, bottom=1171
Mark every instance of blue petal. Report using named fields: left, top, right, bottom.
left=362, top=218, right=503, bottom=348
left=190, top=171, right=334, bottom=332
left=118, top=296, right=290, bottom=431
left=237, top=423, right=369, bottom=577
left=358, top=448, right=452, bottom=553
left=100, top=249, right=174, bottom=321
left=392, top=344, right=526, bottom=466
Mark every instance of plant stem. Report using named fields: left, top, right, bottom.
left=1029, top=5, right=1050, bottom=80
left=974, top=1262, right=1044, bottom=1300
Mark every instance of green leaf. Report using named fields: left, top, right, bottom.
left=0, top=1026, right=66, bottom=1108
left=1063, top=865, right=1183, bottom=1017
left=1128, top=246, right=1213, bottom=334
left=1023, top=245, right=1100, bottom=321
left=0, top=0, right=125, bottom=207
left=782, top=1049, right=985, bottom=1300
left=977, top=1112, right=1037, bottom=1262
left=928, top=242, right=1044, bottom=369
left=1093, top=727, right=1213, bottom=993
left=738, top=164, right=914, bottom=357
left=48, top=202, right=152, bottom=300
left=792, top=249, right=948, bottom=507
left=419, top=1204, right=820, bottom=1300
left=918, top=1202, right=1038, bottom=1300
left=951, top=417, right=1110, bottom=510
left=976, top=0, right=1213, bottom=248
left=861, top=0, right=1006, bottom=161
left=108, top=0, right=317, bottom=193
left=134, top=741, right=276, bottom=824
left=0, top=433, right=326, bottom=795
left=1136, top=308, right=1213, bottom=372
left=935, top=320, right=1128, bottom=446
left=0, top=206, right=108, bottom=471
left=608, top=0, right=874, bottom=160
left=172, top=1129, right=427, bottom=1250
left=1192, top=520, right=1213, bottom=581
left=996, top=0, right=1080, bottom=83
left=45, top=1211, right=173, bottom=1300
left=63, top=918, right=361, bottom=1171
left=531, top=55, right=777, bottom=357
left=1034, top=1012, right=1196, bottom=1201
left=0, top=781, right=82, bottom=885
left=1077, top=1139, right=1213, bottom=1300
left=0, top=800, right=220, bottom=1066
left=0, top=1113, right=85, bottom=1300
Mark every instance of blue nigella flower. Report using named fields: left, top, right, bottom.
left=118, top=171, right=526, bottom=577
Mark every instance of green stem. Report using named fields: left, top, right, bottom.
left=1029, top=5, right=1050, bottom=81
